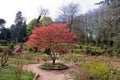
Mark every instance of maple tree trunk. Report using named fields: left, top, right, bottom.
left=34, top=47, right=37, bottom=53
left=52, top=58, right=56, bottom=65
left=53, top=59, right=55, bottom=65
left=51, top=51, right=56, bottom=65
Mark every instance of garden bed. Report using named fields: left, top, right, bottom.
left=41, top=63, right=68, bottom=70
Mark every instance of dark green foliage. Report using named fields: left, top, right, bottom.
left=7, top=43, right=14, bottom=49
left=10, top=11, right=27, bottom=42
left=113, top=33, right=120, bottom=55
left=0, top=28, right=11, bottom=40
left=0, top=18, right=11, bottom=41
left=44, top=48, right=51, bottom=55
left=79, top=45, right=82, bottom=49
left=27, top=18, right=37, bottom=36
left=10, top=23, right=27, bottom=42
left=0, top=19, right=6, bottom=25
left=0, top=40, right=8, bottom=46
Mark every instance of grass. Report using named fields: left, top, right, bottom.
left=0, top=66, right=34, bottom=80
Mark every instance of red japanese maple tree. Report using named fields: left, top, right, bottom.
left=25, top=23, right=78, bottom=64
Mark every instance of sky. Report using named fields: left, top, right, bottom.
left=0, top=0, right=102, bottom=28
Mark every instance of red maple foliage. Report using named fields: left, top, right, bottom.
left=25, top=23, right=78, bottom=64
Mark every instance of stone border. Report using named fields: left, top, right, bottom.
left=41, top=66, right=69, bottom=70
left=33, top=73, right=40, bottom=80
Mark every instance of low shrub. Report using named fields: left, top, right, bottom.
left=74, top=62, right=114, bottom=80
left=79, top=45, right=82, bottom=49
left=83, top=62, right=113, bottom=80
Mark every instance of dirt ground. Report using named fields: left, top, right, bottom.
left=23, top=61, right=120, bottom=80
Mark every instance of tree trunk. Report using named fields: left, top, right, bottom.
left=34, top=15, right=41, bottom=27
left=34, top=47, right=37, bottom=53
left=52, top=58, right=56, bottom=65
left=51, top=51, right=56, bottom=65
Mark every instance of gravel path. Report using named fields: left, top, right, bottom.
left=23, top=64, right=68, bottom=80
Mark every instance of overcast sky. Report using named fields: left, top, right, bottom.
left=0, top=0, right=102, bottom=28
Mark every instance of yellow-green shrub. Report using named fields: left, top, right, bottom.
left=81, top=62, right=113, bottom=80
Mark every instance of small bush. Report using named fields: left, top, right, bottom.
left=79, top=45, right=82, bottom=49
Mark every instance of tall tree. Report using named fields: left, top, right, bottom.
left=10, top=11, right=27, bottom=42
left=27, top=18, right=37, bottom=36
left=0, top=19, right=6, bottom=26
left=15, top=11, right=25, bottom=24
left=0, top=19, right=6, bottom=33
left=97, top=0, right=120, bottom=47
left=27, top=8, right=49, bottom=37
left=27, top=16, right=52, bottom=36
left=0, top=19, right=11, bottom=41
left=0, top=28, right=11, bottom=40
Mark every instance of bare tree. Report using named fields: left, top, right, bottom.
left=58, top=2, right=80, bottom=30
left=34, top=7, right=49, bottom=27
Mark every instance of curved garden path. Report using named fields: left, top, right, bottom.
left=23, top=62, right=120, bottom=80
left=23, top=63, right=73, bottom=80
